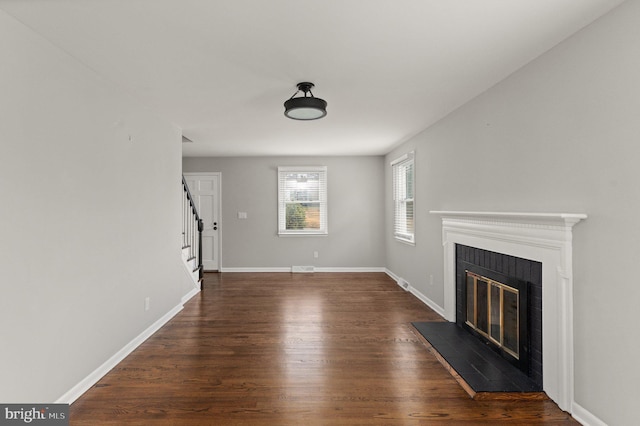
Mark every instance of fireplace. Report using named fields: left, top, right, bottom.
left=456, top=244, right=542, bottom=388
left=430, top=211, right=586, bottom=412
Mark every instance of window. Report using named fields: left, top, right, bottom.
left=278, top=166, right=328, bottom=235
left=392, top=152, right=414, bottom=244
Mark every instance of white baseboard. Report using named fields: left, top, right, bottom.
left=385, top=268, right=401, bottom=282
left=315, top=267, right=386, bottom=273
left=572, top=401, right=608, bottom=426
left=385, top=268, right=446, bottom=318
left=220, top=267, right=386, bottom=273
left=408, top=285, right=446, bottom=319
left=220, top=267, right=292, bottom=273
left=56, top=303, right=184, bottom=405
left=181, top=286, right=201, bottom=304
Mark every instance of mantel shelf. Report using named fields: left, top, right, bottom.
left=429, top=211, right=587, bottom=226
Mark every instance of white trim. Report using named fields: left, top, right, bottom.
left=57, top=303, right=184, bottom=404
left=392, top=152, right=415, bottom=244
left=183, top=172, right=223, bottom=271
left=221, top=267, right=292, bottom=273
left=221, top=267, right=386, bottom=273
left=430, top=210, right=587, bottom=413
left=572, top=401, right=608, bottom=426
left=277, top=166, right=327, bottom=173
left=390, top=150, right=415, bottom=166
left=181, top=247, right=200, bottom=287
left=385, top=269, right=446, bottom=318
left=278, top=233, right=329, bottom=238
left=277, top=166, right=328, bottom=236
left=384, top=268, right=401, bottom=282
left=277, top=231, right=328, bottom=237
left=430, top=210, right=587, bottom=223
left=315, top=267, right=386, bottom=273
left=181, top=286, right=201, bottom=305
left=408, top=285, right=446, bottom=318
left=394, top=237, right=416, bottom=247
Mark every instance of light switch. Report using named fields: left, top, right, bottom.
left=238, top=212, right=248, bottom=219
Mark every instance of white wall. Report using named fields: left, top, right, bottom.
left=0, top=10, right=192, bottom=402
left=183, top=156, right=385, bottom=269
left=385, top=2, right=639, bottom=425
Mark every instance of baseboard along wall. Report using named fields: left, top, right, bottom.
left=57, top=288, right=201, bottom=405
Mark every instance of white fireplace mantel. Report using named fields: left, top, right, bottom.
left=429, top=210, right=586, bottom=224
left=430, top=211, right=587, bottom=413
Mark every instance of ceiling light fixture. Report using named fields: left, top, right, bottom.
left=284, top=82, right=327, bottom=120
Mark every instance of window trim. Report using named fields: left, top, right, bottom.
left=391, top=151, right=415, bottom=245
left=277, top=166, right=328, bottom=236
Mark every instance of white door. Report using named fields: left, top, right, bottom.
left=184, top=173, right=221, bottom=271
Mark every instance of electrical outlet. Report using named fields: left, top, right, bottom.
left=144, top=297, right=150, bottom=311
left=238, top=212, right=247, bottom=219
left=313, top=251, right=319, bottom=258
left=430, top=275, right=434, bottom=286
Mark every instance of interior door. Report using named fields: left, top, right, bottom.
left=184, top=173, right=221, bottom=271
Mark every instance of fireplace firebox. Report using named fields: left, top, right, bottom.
left=456, top=244, right=542, bottom=388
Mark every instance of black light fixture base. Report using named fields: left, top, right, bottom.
left=284, top=82, right=327, bottom=120
left=296, top=82, right=315, bottom=93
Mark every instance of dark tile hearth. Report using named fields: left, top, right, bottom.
left=412, top=322, right=542, bottom=393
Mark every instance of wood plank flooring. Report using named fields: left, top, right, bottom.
left=70, top=272, right=578, bottom=425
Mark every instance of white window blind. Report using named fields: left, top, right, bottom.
left=278, top=166, right=328, bottom=235
left=392, top=152, right=414, bottom=244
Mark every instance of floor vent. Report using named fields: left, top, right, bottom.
left=398, top=278, right=410, bottom=291
left=292, top=265, right=315, bottom=273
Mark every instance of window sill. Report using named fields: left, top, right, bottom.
left=279, top=232, right=328, bottom=237
left=394, top=237, right=415, bottom=246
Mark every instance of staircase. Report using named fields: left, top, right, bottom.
left=182, top=176, right=204, bottom=288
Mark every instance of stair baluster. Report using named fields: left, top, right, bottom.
left=182, top=176, right=204, bottom=288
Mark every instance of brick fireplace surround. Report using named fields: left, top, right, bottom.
left=430, top=211, right=586, bottom=413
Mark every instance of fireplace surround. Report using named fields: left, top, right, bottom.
left=430, top=211, right=586, bottom=412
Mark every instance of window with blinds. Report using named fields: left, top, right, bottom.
left=392, top=152, right=414, bottom=244
left=278, top=166, right=328, bottom=235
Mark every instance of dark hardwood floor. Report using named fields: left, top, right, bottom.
left=70, top=272, right=577, bottom=425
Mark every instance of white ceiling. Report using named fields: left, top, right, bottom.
left=0, top=0, right=625, bottom=157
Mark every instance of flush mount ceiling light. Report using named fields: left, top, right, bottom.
left=284, top=82, right=327, bottom=120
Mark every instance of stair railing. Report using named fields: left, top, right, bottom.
left=182, top=176, right=204, bottom=287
